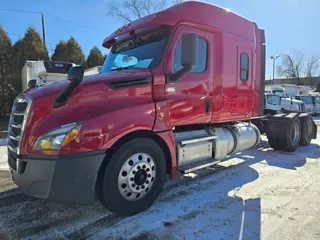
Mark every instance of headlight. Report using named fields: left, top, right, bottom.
left=33, top=123, right=82, bottom=150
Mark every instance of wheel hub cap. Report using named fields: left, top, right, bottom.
left=134, top=170, right=147, bottom=185
left=118, top=153, right=156, bottom=201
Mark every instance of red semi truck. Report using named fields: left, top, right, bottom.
left=8, top=1, right=317, bottom=216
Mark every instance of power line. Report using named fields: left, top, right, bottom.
left=6, top=32, right=20, bottom=38
left=45, top=13, right=106, bottom=33
left=0, top=8, right=40, bottom=14
left=6, top=31, right=57, bottom=46
left=0, top=8, right=106, bottom=33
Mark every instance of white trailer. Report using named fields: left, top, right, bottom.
left=21, top=61, right=75, bottom=92
left=21, top=61, right=102, bottom=92
left=84, top=66, right=102, bottom=76
left=266, top=84, right=316, bottom=97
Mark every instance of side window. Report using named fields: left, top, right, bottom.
left=240, top=53, right=249, bottom=81
left=174, top=36, right=208, bottom=73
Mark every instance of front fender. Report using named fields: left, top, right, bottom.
left=60, top=102, right=156, bottom=154
left=25, top=100, right=156, bottom=155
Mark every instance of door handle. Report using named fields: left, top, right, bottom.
left=205, top=99, right=211, bottom=114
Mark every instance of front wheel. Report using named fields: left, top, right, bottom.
left=97, top=138, right=166, bottom=216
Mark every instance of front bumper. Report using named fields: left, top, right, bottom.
left=9, top=150, right=106, bottom=204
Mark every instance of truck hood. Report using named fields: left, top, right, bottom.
left=21, top=68, right=156, bottom=155
left=26, top=68, right=153, bottom=101
left=281, top=98, right=304, bottom=104
left=24, top=68, right=154, bottom=137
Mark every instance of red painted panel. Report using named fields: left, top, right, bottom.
left=22, top=69, right=156, bottom=155
left=163, top=25, right=214, bottom=127
left=156, top=131, right=177, bottom=178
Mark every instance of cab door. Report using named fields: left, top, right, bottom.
left=230, top=46, right=254, bottom=117
left=164, top=26, right=213, bottom=127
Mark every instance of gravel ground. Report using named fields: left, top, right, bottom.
left=0, top=122, right=319, bottom=240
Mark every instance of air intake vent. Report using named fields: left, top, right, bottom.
left=106, top=77, right=152, bottom=90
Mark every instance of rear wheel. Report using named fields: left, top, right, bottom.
left=300, top=115, right=313, bottom=146
left=283, top=117, right=301, bottom=152
left=97, top=138, right=166, bottom=216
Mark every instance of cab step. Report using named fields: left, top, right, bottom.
left=179, top=159, right=220, bottom=174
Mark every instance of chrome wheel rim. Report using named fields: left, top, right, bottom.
left=291, top=122, right=300, bottom=146
left=118, top=153, right=156, bottom=201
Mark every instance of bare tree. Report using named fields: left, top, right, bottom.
left=306, top=53, right=320, bottom=78
left=277, top=49, right=306, bottom=85
left=277, top=49, right=320, bottom=85
left=107, top=0, right=183, bottom=23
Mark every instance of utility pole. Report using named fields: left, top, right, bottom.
left=41, top=13, right=46, bottom=46
left=270, top=55, right=281, bottom=84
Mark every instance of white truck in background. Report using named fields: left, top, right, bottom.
left=308, top=93, right=320, bottom=115
left=264, top=93, right=281, bottom=115
left=267, top=84, right=317, bottom=97
left=265, top=86, right=306, bottom=113
left=294, top=95, right=315, bottom=113
left=312, top=95, right=320, bottom=115
left=21, top=61, right=102, bottom=92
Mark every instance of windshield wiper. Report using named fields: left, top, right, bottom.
left=111, top=67, right=130, bottom=71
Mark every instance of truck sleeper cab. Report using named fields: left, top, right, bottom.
left=8, top=1, right=317, bottom=216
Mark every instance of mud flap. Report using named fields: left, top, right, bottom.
left=312, top=122, right=317, bottom=139
left=266, top=113, right=302, bottom=152
left=266, top=113, right=299, bottom=138
left=299, top=113, right=318, bottom=139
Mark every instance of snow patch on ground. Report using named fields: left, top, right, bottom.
left=0, top=137, right=8, bottom=146
left=3, top=136, right=318, bottom=240
left=0, top=122, right=319, bottom=239
left=313, top=116, right=320, bottom=122
left=0, top=146, right=8, bottom=171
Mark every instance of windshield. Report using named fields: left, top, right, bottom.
left=267, top=95, right=281, bottom=105
left=101, top=27, right=170, bottom=72
left=315, top=96, right=320, bottom=104
left=301, top=96, right=312, bottom=104
left=272, top=90, right=286, bottom=97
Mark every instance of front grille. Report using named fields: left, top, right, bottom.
left=300, top=103, right=306, bottom=112
left=8, top=94, right=31, bottom=172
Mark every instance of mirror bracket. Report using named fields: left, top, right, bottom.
left=27, top=79, right=37, bottom=89
left=166, top=65, right=193, bottom=83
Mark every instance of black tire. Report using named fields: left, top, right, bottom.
left=283, top=117, right=301, bottom=152
left=97, top=138, right=166, bottom=216
left=268, top=136, right=276, bottom=149
left=268, top=136, right=286, bottom=150
left=300, top=115, right=313, bottom=146
left=252, top=119, right=265, bottom=134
